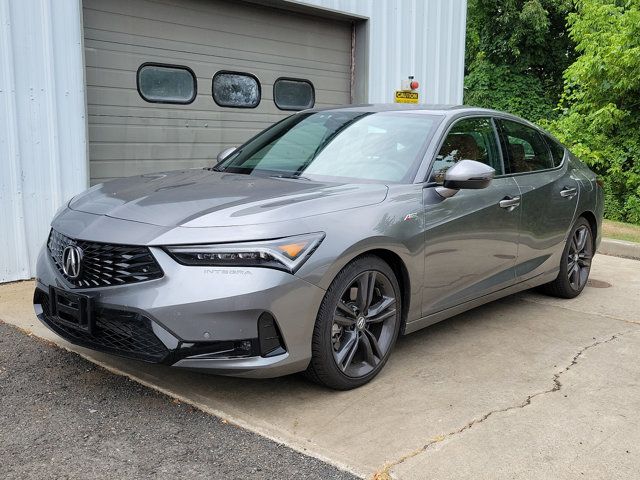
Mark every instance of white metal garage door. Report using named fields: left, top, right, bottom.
left=83, top=0, right=353, bottom=184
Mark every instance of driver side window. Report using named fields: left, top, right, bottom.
left=430, top=117, right=502, bottom=183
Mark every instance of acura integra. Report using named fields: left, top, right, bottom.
left=34, top=105, right=603, bottom=389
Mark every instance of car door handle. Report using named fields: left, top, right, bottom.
left=560, top=186, right=577, bottom=198
left=499, top=196, right=521, bottom=211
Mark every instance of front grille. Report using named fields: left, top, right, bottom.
left=48, top=229, right=163, bottom=288
left=35, top=289, right=170, bottom=363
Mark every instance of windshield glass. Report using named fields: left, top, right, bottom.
left=216, top=111, right=443, bottom=183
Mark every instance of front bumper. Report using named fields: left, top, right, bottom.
left=34, top=244, right=326, bottom=378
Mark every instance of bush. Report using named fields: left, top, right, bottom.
left=545, top=1, right=640, bottom=225
left=464, top=58, right=556, bottom=122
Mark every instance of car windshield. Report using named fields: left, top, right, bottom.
left=216, top=111, right=443, bottom=183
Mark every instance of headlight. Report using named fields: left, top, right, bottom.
left=164, top=233, right=325, bottom=273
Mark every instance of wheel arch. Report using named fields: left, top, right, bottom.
left=352, top=249, right=411, bottom=336
left=578, top=210, right=598, bottom=250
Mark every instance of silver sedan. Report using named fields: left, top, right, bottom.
left=33, top=105, right=603, bottom=389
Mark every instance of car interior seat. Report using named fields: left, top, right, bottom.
left=508, top=144, right=532, bottom=173
left=439, top=134, right=480, bottom=162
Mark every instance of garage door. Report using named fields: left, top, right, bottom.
left=83, top=0, right=353, bottom=184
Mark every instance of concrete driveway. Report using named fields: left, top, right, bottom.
left=1, top=254, right=638, bottom=479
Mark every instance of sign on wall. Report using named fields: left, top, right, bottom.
left=394, top=90, right=419, bottom=104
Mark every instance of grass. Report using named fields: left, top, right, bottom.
left=602, top=219, right=640, bottom=243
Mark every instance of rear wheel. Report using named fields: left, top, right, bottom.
left=306, top=256, right=401, bottom=390
left=540, top=217, right=594, bottom=299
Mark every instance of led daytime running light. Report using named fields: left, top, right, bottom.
left=165, top=233, right=324, bottom=273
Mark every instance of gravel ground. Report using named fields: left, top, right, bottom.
left=0, top=321, right=357, bottom=480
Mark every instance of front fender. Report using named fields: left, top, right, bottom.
left=295, top=185, right=425, bottom=323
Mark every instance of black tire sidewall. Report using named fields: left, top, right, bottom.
left=558, top=218, right=593, bottom=295
left=310, top=256, right=402, bottom=389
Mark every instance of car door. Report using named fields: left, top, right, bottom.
left=421, top=117, right=521, bottom=315
left=495, top=118, right=579, bottom=282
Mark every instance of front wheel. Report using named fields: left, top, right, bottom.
left=540, top=217, right=594, bottom=299
left=306, top=256, right=401, bottom=390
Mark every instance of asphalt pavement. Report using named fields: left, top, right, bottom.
left=0, top=321, right=356, bottom=480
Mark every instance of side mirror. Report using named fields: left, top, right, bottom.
left=217, top=146, right=238, bottom=163
left=436, top=159, right=495, bottom=199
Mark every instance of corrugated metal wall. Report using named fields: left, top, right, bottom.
left=0, top=0, right=466, bottom=283
left=297, top=0, right=467, bottom=104
left=0, top=0, right=87, bottom=282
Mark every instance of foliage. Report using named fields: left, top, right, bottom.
left=466, top=0, right=574, bottom=83
left=546, top=0, right=640, bottom=224
left=464, top=58, right=555, bottom=119
left=464, top=0, right=575, bottom=121
left=464, top=0, right=640, bottom=224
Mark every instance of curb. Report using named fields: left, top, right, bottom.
left=598, top=238, right=640, bottom=260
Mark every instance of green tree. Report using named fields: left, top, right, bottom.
left=464, top=0, right=574, bottom=121
left=547, top=0, right=640, bottom=223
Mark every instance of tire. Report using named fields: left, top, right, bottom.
left=540, top=217, right=594, bottom=299
left=305, top=255, right=402, bottom=390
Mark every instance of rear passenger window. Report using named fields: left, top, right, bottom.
left=430, top=117, right=502, bottom=182
left=274, top=78, right=315, bottom=111
left=212, top=71, right=260, bottom=108
left=544, top=136, right=566, bottom=166
left=137, top=63, right=196, bottom=104
left=498, top=120, right=554, bottom=174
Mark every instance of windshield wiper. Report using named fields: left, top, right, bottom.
left=269, top=173, right=311, bottom=181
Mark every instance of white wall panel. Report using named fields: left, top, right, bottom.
left=294, top=0, right=467, bottom=104
left=0, top=0, right=465, bottom=283
left=0, top=0, right=87, bottom=282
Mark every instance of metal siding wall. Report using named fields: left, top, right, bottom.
left=0, top=0, right=87, bottom=283
left=295, top=0, right=467, bottom=104
left=0, top=0, right=466, bottom=283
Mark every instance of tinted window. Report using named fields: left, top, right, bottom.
left=137, top=64, right=196, bottom=104
left=212, top=71, right=260, bottom=108
left=217, top=111, right=442, bottom=183
left=274, top=78, right=315, bottom=110
left=499, top=120, right=554, bottom=173
left=430, top=117, right=502, bottom=182
left=544, top=136, right=566, bottom=167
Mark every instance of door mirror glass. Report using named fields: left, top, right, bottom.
left=217, top=147, right=238, bottom=163
left=436, top=160, right=495, bottom=198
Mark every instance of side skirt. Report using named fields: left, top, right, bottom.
left=403, top=269, right=558, bottom=335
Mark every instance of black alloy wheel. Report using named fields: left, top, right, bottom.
left=567, top=224, right=593, bottom=291
left=306, top=256, right=401, bottom=390
left=541, top=217, right=594, bottom=299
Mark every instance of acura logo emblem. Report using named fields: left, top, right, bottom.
left=62, top=245, right=83, bottom=279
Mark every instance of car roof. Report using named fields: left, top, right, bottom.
left=307, top=103, right=497, bottom=115
left=306, top=103, right=543, bottom=131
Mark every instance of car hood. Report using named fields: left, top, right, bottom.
left=69, top=170, right=389, bottom=228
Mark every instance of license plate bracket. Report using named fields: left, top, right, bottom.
left=48, top=286, right=94, bottom=334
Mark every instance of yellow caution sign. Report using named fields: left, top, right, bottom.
left=394, top=90, right=419, bottom=104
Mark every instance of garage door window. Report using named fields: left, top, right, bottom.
left=137, top=63, right=196, bottom=104
left=212, top=71, right=260, bottom=108
left=274, top=78, right=315, bottom=111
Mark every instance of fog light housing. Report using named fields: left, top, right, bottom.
left=178, top=339, right=258, bottom=360
left=258, top=312, right=286, bottom=357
